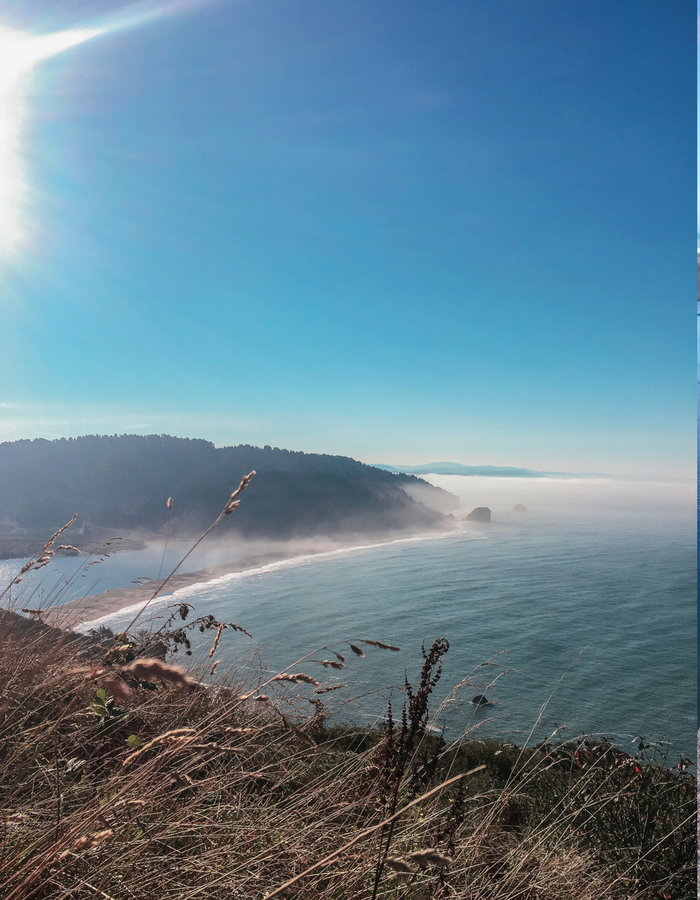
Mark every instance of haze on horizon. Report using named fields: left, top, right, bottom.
left=0, top=1, right=693, bottom=481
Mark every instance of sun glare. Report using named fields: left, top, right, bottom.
left=0, top=24, right=104, bottom=254
left=0, top=1, right=215, bottom=256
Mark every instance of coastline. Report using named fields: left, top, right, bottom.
left=44, top=529, right=455, bottom=631
left=43, top=549, right=298, bottom=630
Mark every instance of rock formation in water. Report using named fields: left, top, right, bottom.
left=513, top=504, right=528, bottom=512
left=465, top=507, right=491, bottom=523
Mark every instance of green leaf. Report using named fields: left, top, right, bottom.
left=126, top=734, right=142, bottom=749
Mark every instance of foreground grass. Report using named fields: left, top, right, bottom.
left=1, top=490, right=695, bottom=899
left=0, top=609, right=694, bottom=900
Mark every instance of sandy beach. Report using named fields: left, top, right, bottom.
left=43, top=549, right=307, bottom=630
left=43, top=530, right=450, bottom=631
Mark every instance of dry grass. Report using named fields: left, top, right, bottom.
left=0, top=618, right=693, bottom=899
left=0, top=484, right=694, bottom=900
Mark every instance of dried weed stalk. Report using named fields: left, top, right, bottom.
left=0, top=479, right=694, bottom=900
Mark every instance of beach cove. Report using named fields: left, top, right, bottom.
left=34, top=512, right=694, bottom=762
left=3, top=474, right=695, bottom=760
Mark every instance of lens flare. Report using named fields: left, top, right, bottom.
left=0, top=0, right=216, bottom=255
left=0, top=24, right=105, bottom=253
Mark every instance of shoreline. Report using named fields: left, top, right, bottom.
left=43, top=550, right=300, bottom=630
left=44, top=529, right=456, bottom=631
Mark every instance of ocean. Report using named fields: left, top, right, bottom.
left=2, top=475, right=696, bottom=761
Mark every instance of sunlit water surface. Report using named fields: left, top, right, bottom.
left=2, top=477, right=695, bottom=760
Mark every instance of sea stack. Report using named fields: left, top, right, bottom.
left=466, top=507, right=491, bottom=523
left=513, top=504, right=528, bottom=512
left=472, top=694, right=489, bottom=706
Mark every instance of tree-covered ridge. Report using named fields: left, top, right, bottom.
left=0, top=434, right=456, bottom=539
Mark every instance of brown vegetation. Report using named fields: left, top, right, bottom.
left=0, top=478, right=694, bottom=899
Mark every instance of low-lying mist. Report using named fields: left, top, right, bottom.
left=146, top=532, right=427, bottom=576
left=420, top=474, right=696, bottom=527
left=2, top=471, right=693, bottom=608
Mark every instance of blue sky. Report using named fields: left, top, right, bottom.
left=0, top=0, right=694, bottom=476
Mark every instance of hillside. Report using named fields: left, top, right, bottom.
left=0, top=613, right=693, bottom=899
left=0, top=435, right=457, bottom=554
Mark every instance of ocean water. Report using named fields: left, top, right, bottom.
left=2, top=476, right=696, bottom=760
left=0, top=540, right=272, bottom=606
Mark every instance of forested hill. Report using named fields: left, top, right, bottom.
left=0, top=435, right=457, bottom=545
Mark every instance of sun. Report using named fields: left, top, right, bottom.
left=0, top=24, right=104, bottom=255
left=0, top=25, right=104, bottom=84
left=0, top=2, right=214, bottom=256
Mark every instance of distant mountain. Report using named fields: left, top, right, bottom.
left=0, top=436, right=458, bottom=553
left=373, top=462, right=609, bottom=478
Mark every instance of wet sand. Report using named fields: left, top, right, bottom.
left=43, top=550, right=308, bottom=629
left=42, top=526, right=454, bottom=631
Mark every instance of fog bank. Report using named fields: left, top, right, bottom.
left=420, top=474, right=695, bottom=526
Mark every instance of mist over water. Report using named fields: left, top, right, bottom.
left=426, top=473, right=695, bottom=525
left=39, top=472, right=694, bottom=761
left=0, top=474, right=693, bottom=757
left=0, top=534, right=411, bottom=606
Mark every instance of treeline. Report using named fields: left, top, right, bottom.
left=0, top=435, right=455, bottom=540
